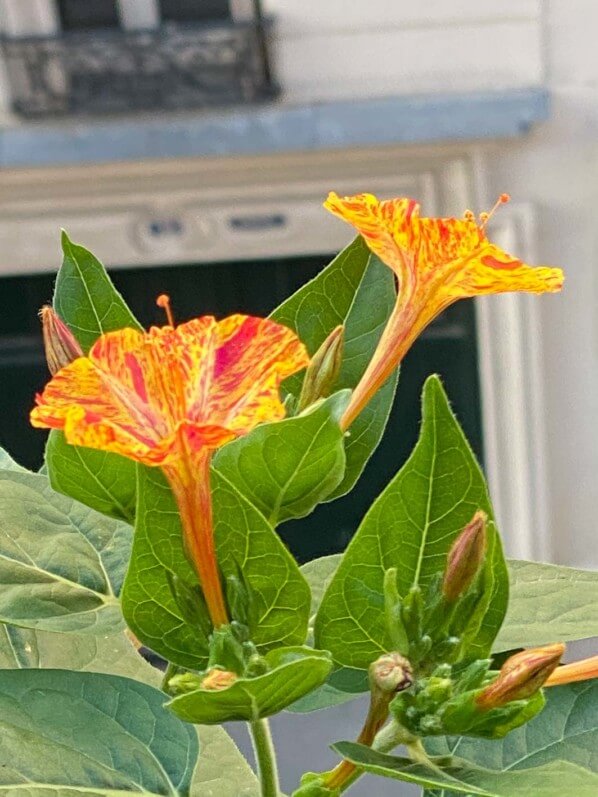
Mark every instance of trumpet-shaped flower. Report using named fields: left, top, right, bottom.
left=31, top=311, right=309, bottom=627
left=324, top=192, right=565, bottom=430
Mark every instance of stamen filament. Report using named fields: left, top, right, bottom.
left=157, top=293, right=175, bottom=327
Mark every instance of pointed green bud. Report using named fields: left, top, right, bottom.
left=297, top=325, right=344, bottom=411
left=40, top=305, right=83, bottom=375
left=208, top=625, right=246, bottom=674
left=442, top=510, right=487, bottom=602
left=245, top=653, right=270, bottom=677
left=167, top=672, right=204, bottom=695
left=454, top=659, right=492, bottom=693
left=383, top=568, right=409, bottom=654
left=401, top=585, right=423, bottom=641
left=165, top=572, right=211, bottom=640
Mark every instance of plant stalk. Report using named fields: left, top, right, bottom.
left=249, top=718, right=280, bottom=797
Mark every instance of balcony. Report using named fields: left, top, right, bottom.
left=0, top=20, right=277, bottom=117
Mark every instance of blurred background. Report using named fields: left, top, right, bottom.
left=0, top=2, right=595, bottom=793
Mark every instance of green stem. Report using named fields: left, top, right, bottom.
left=336, top=721, right=418, bottom=795
left=161, top=662, right=180, bottom=692
left=249, top=719, right=280, bottom=797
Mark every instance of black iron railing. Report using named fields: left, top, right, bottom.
left=1, top=20, right=278, bottom=117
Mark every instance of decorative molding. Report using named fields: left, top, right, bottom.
left=475, top=204, right=551, bottom=560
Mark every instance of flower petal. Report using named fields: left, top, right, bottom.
left=449, top=243, right=564, bottom=298
left=32, top=314, right=309, bottom=466
left=324, top=192, right=419, bottom=279
left=187, top=314, right=310, bottom=434
left=31, top=356, right=171, bottom=465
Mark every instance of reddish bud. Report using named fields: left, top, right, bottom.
left=442, top=510, right=487, bottom=603
left=476, top=643, right=565, bottom=710
left=40, top=306, right=83, bottom=375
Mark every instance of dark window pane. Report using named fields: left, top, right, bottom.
left=58, top=0, right=119, bottom=30
left=160, top=0, right=231, bottom=23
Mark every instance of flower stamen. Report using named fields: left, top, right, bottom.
left=479, top=193, right=511, bottom=231
left=156, top=293, right=175, bottom=327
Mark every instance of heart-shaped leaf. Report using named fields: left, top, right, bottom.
left=0, top=468, right=131, bottom=634
left=271, top=237, right=397, bottom=498
left=213, top=392, right=350, bottom=525
left=46, top=232, right=141, bottom=522
left=494, top=560, right=598, bottom=651
left=168, top=647, right=333, bottom=723
left=122, top=467, right=311, bottom=669
left=315, top=375, right=508, bottom=670
left=0, top=669, right=198, bottom=796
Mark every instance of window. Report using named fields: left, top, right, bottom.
left=159, top=0, right=231, bottom=23
left=57, top=0, right=119, bottom=30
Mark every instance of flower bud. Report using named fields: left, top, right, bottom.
left=476, top=643, right=565, bottom=710
left=369, top=652, right=413, bottom=695
left=200, top=668, right=238, bottom=691
left=40, top=306, right=83, bottom=375
left=297, top=326, right=344, bottom=411
left=442, top=510, right=487, bottom=602
left=167, top=672, right=204, bottom=695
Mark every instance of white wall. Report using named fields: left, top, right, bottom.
left=485, top=0, right=598, bottom=567
left=265, top=0, right=543, bottom=102
left=0, top=0, right=544, bottom=116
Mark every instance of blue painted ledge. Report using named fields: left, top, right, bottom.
left=0, top=88, right=549, bottom=168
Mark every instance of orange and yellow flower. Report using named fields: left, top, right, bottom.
left=31, top=310, right=309, bottom=627
left=324, top=192, right=565, bottom=430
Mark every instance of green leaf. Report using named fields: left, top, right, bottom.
left=122, top=467, right=311, bottom=669
left=46, top=434, right=136, bottom=523
left=0, top=622, right=157, bottom=682
left=301, top=554, right=342, bottom=618
left=0, top=447, right=27, bottom=472
left=213, top=392, right=350, bottom=525
left=0, top=669, right=198, bottom=796
left=286, top=555, right=368, bottom=714
left=0, top=625, right=260, bottom=797
left=427, top=680, right=598, bottom=776
left=193, top=726, right=260, bottom=797
left=168, top=647, right=333, bottom=723
left=46, top=232, right=141, bottom=522
left=286, top=680, right=359, bottom=714
left=494, top=560, right=598, bottom=651
left=334, top=741, right=598, bottom=796
left=271, top=237, right=397, bottom=497
left=54, top=231, right=142, bottom=352
left=0, top=469, right=131, bottom=634
left=315, top=375, right=508, bottom=670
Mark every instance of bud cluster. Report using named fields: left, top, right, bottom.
left=164, top=560, right=271, bottom=695
left=391, top=642, right=564, bottom=740
left=383, top=512, right=488, bottom=673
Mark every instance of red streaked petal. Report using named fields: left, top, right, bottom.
left=324, top=192, right=420, bottom=279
